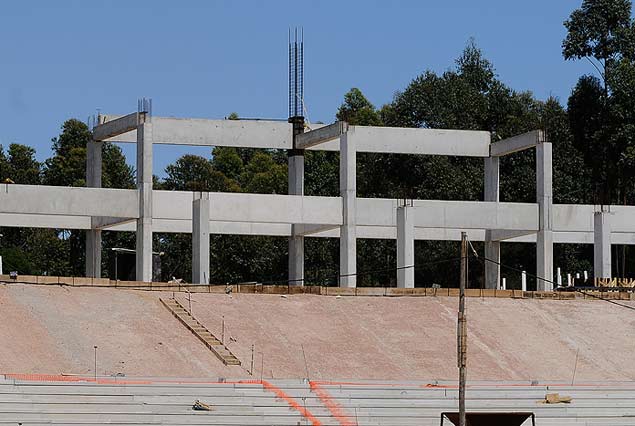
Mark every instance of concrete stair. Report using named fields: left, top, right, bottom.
left=160, top=298, right=241, bottom=366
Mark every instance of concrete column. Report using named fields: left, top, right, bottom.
left=396, top=205, right=415, bottom=288
left=594, top=210, right=611, bottom=279
left=536, top=142, right=553, bottom=291
left=288, top=150, right=304, bottom=285
left=85, top=139, right=102, bottom=278
left=484, top=156, right=500, bottom=289
left=192, top=192, right=210, bottom=284
left=339, top=132, right=356, bottom=288
left=136, top=119, right=153, bottom=282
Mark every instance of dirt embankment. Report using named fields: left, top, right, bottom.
left=1, top=284, right=634, bottom=382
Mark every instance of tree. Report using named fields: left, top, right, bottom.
left=336, top=88, right=382, bottom=126
left=43, top=119, right=91, bottom=187
left=4, top=144, right=40, bottom=184
left=563, top=0, right=635, bottom=204
left=564, top=0, right=635, bottom=277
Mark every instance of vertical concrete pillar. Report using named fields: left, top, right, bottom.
left=85, top=139, right=102, bottom=278
left=339, top=132, right=356, bottom=288
left=288, top=117, right=305, bottom=286
left=594, top=210, right=611, bottom=279
left=484, top=156, right=500, bottom=289
left=192, top=192, right=210, bottom=284
left=396, top=204, right=415, bottom=288
left=536, top=141, right=553, bottom=291
left=136, top=118, right=153, bottom=282
left=288, top=150, right=304, bottom=285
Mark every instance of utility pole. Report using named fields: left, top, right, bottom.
left=458, top=232, right=468, bottom=426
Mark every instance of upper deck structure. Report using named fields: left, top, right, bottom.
left=0, top=104, right=627, bottom=287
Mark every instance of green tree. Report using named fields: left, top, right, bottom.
left=563, top=0, right=635, bottom=204
left=4, top=144, right=41, bottom=184
left=564, top=0, right=635, bottom=277
left=336, top=88, right=382, bottom=126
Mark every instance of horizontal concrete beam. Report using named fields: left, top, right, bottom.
left=295, top=121, right=347, bottom=149
left=0, top=213, right=92, bottom=229
left=106, top=117, right=294, bottom=149
left=310, top=126, right=491, bottom=156
left=553, top=204, right=635, bottom=233
left=153, top=191, right=343, bottom=225
left=294, top=224, right=340, bottom=236
left=490, top=130, right=545, bottom=157
left=0, top=184, right=138, bottom=218
left=103, top=116, right=491, bottom=156
left=356, top=199, right=539, bottom=230
left=489, top=229, right=536, bottom=241
left=4, top=210, right=635, bottom=245
left=93, top=217, right=136, bottom=230
left=93, top=113, right=140, bottom=141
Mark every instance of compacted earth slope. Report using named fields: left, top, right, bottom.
left=1, top=284, right=634, bottom=381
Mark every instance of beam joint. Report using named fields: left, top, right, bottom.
left=295, top=121, right=348, bottom=149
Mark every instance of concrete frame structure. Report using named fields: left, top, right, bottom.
left=0, top=106, right=629, bottom=287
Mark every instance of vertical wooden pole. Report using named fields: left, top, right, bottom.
left=458, top=232, right=468, bottom=426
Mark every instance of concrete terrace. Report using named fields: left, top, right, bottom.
left=0, top=375, right=634, bottom=425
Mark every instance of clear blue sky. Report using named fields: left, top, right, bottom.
left=0, top=0, right=593, bottom=176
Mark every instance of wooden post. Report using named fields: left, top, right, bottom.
left=458, top=232, right=468, bottom=426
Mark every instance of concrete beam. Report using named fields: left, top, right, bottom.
left=356, top=198, right=539, bottom=231
left=489, top=229, right=536, bottom=241
left=153, top=191, right=343, bottom=225
left=93, top=113, right=140, bottom=141
left=106, top=117, right=293, bottom=149
left=0, top=213, right=92, bottom=229
left=0, top=184, right=138, bottom=218
left=294, top=224, right=339, bottom=236
left=102, top=116, right=490, bottom=156
left=490, top=130, right=545, bottom=157
left=295, top=121, right=347, bottom=149
left=93, top=217, right=136, bottom=230
left=310, top=126, right=491, bottom=156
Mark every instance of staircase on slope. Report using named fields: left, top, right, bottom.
left=160, top=297, right=241, bottom=366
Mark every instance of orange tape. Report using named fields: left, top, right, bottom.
left=4, top=373, right=151, bottom=385
left=310, top=380, right=357, bottom=426
left=240, top=380, right=322, bottom=426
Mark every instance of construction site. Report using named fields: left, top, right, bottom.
left=2, top=22, right=635, bottom=426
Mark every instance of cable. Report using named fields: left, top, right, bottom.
left=257, top=257, right=461, bottom=286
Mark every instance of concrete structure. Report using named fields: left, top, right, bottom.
left=288, top=118, right=305, bottom=285
left=396, top=204, right=415, bottom=288
left=3, top=374, right=635, bottom=425
left=594, top=209, right=612, bottom=279
left=192, top=192, right=210, bottom=284
left=0, top=104, right=629, bottom=286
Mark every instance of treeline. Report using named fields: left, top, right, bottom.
left=1, top=0, right=634, bottom=287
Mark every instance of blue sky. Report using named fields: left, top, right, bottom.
left=0, top=0, right=594, bottom=176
